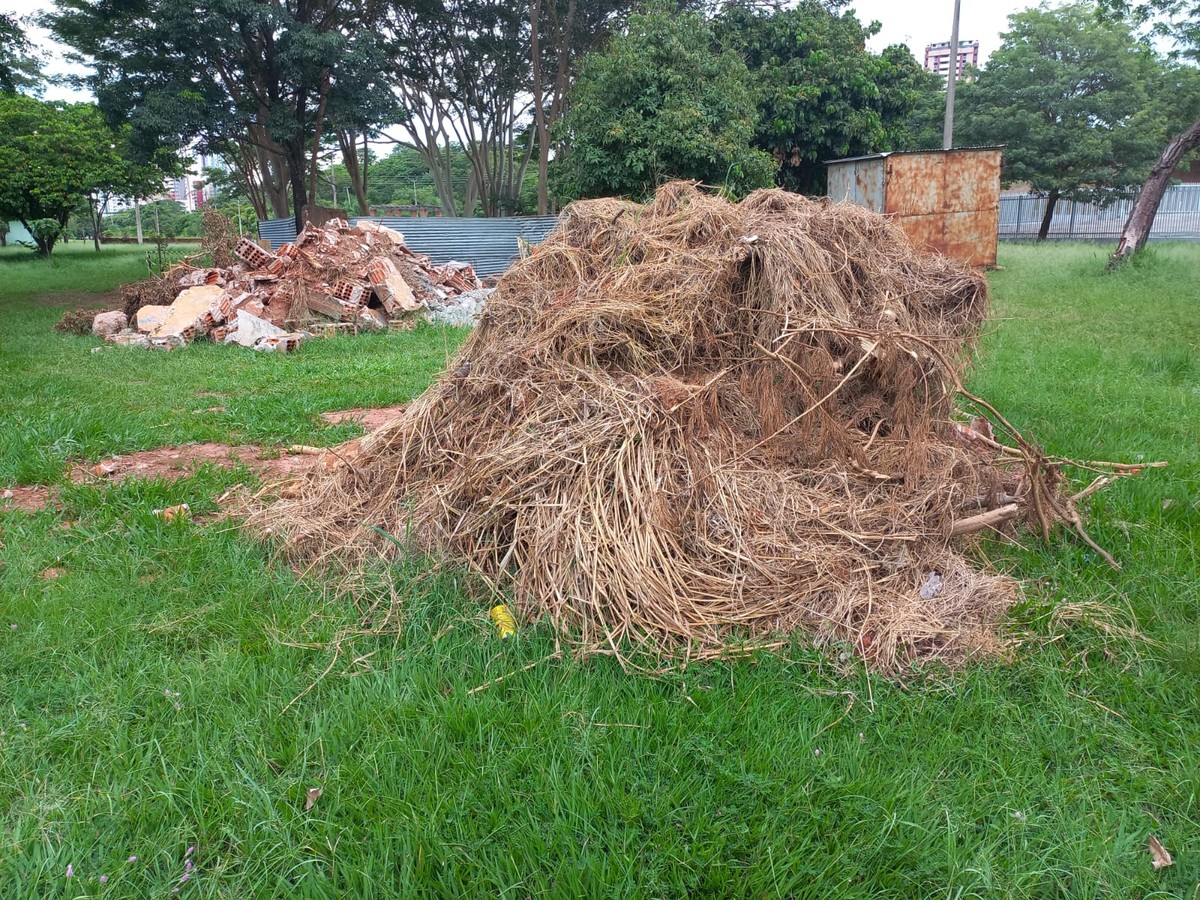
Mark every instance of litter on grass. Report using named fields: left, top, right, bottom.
left=90, top=219, right=492, bottom=352
left=248, top=183, right=1158, bottom=672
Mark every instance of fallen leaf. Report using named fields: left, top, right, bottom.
left=39, top=567, right=64, bottom=580
left=1148, top=834, right=1172, bottom=870
left=1161, top=498, right=1174, bottom=510
left=303, top=787, right=323, bottom=811
left=154, top=503, right=190, bottom=522
left=90, top=461, right=117, bottom=477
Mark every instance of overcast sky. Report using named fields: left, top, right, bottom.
left=7, top=0, right=1046, bottom=105
left=850, top=0, right=1042, bottom=62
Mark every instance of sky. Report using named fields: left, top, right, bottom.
left=4, top=0, right=88, bottom=102
left=6, top=0, right=1045, bottom=105
left=849, top=0, right=1038, bottom=63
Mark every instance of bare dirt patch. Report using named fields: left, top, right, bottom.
left=0, top=486, right=54, bottom=513
left=33, top=289, right=124, bottom=310
left=2, top=406, right=405, bottom=514
left=320, top=405, right=407, bottom=429
left=3, top=444, right=318, bottom=514
left=76, top=443, right=316, bottom=484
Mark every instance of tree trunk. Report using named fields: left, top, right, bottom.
left=90, top=196, right=103, bottom=252
left=287, top=144, right=309, bottom=233
left=530, top=0, right=548, bottom=215
left=1037, top=190, right=1059, bottom=242
left=337, top=128, right=370, bottom=215
left=1108, top=115, right=1200, bottom=270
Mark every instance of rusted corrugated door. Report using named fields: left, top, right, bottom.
left=883, top=150, right=1000, bottom=267
left=828, top=158, right=885, bottom=212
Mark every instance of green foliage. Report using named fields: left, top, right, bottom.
left=1099, top=0, right=1200, bottom=59
left=99, top=200, right=204, bottom=240
left=715, top=2, right=935, bottom=193
left=957, top=3, right=1183, bottom=205
left=556, top=6, right=775, bottom=200
left=0, top=12, right=41, bottom=94
left=48, top=0, right=393, bottom=221
left=0, top=96, right=159, bottom=256
left=27, top=218, right=62, bottom=248
left=897, top=80, right=950, bottom=154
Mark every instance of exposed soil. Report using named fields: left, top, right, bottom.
left=320, top=405, right=407, bottom=429
left=33, top=289, right=125, bottom=310
left=1, top=486, right=53, bottom=513
left=1, top=406, right=400, bottom=514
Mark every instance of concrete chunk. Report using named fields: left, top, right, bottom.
left=135, top=305, right=172, bottom=333
left=355, top=220, right=406, bottom=246
left=233, top=309, right=287, bottom=348
left=92, top=310, right=128, bottom=337
left=142, top=285, right=225, bottom=340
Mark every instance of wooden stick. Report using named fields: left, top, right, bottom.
left=950, top=504, right=1020, bottom=536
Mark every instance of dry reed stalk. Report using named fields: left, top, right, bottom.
left=247, top=182, right=1155, bottom=673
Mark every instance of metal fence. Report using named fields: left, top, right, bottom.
left=257, top=214, right=560, bottom=277
left=999, top=184, right=1200, bottom=241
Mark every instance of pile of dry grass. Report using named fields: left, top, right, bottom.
left=53, top=307, right=107, bottom=335
left=250, top=183, right=1145, bottom=671
left=200, top=207, right=237, bottom=269
left=119, top=270, right=184, bottom=319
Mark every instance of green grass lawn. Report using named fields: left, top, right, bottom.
left=0, top=242, right=1197, bottom=897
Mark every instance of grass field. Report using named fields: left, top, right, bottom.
left=0, top=241, right=1197, bottom=897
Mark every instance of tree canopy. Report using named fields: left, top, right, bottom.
left=715, top=1, right=934, bottom=193
left=554, top=6, right=776, bottom=200
left=956, top=2, right=1185, bottom=239
left=1096, top=0, right=1200, bottom=263
left=0, top=96, right=171, bottom=255
left=49, top=0, right=394, bottom=228
left=0, top=13, right=42, bottom=95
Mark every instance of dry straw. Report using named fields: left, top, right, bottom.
left=249, top=182, right=1152, bottom=672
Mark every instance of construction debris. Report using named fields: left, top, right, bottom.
left=93, top=220, right=485, bottom=352
left=249, top=182, right=1155, bottom=673
left=91, top=310, right=128, bottom=337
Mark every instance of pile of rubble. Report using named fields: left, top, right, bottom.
left=93, top=220, right=494, bottom=352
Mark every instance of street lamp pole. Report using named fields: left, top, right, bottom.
left=943, top=0, right=962, bottom=150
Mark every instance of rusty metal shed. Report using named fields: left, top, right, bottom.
left=826, top=147, right=1002, bottom=267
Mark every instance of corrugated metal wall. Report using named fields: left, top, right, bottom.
left=256, top=215, right=561, bottom=277
left=826, top=148, right=1002, bottom=267
left=827, top=158, right=884, bottom=211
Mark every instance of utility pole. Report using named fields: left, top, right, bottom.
left=943, top=0, right=962, bottom=150
left=134, top=199, right=143, bottom=245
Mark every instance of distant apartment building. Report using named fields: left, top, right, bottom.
left=924, top=40, right=979, bottom=80
left=101, top=154, right=227, bottom=217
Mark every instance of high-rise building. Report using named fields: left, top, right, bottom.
left=924, top=40, right=979, bottom=80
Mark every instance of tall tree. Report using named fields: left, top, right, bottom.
left=0, top=13, right=42, bottom=95
left=1099, top=0, right=1200, bottom=266
left=956, top=3, right=1177, bottom=241
left=715, top=1, right=933, bottom=194
left=48, top=0, right=393, bottom=230
left=554, top=5, right=776, bottom=200
left=382, top=0, right=537, bottom=217
left=528, top=0, right=633, bottom=214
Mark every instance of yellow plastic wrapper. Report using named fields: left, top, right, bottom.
left=489, top=604, right=517, bottom=638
